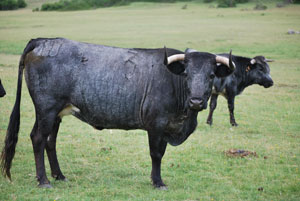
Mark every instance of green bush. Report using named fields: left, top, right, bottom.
left=217, top=0, right=236, bottom=7
left=0, top=0, right=26, bottom=10
left=254, top=2, right=267, bottom=10
left=32, top=7, right=39, bottom=11
left=216, top=0, right=249, bottom=8
left=40, top=0, right=190, bottom=11
left=17, top=0, right=26, bottom=7
left=42, top=0, right=90, bottom=11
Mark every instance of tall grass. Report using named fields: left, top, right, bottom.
left=0, top=2, right=300, bottom=200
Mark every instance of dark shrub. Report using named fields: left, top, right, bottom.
left=32, top=7, right=39, bottom=12
left=254, top=2, right=267, bottom=10
left=0, top=0, right=26, bottom=10
left=17, top=0, right=26, bottom=8
left=0, top=0, right=18, bottom=10
left=40, top=0, right=191, bottom=11
left=217, top=0, right=236, bottom=8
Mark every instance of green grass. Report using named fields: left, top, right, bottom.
left=0, top=1, right=300, bottom=200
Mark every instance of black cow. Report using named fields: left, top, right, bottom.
left=1, top=38, right=235, bottom=189
left=0, top=79, right=6, bottom=97
left=206, top=54, right=274, bottom=126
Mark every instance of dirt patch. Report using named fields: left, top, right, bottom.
left=224, top=149, right=257, bottom=158
left=277, top=83, right=298, bottom=89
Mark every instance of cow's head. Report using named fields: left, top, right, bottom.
left=164, top=48, right=235, bottom=111
left=248, top=56, right=274, bottom=88
left=0, top=79, right=6, bottom=98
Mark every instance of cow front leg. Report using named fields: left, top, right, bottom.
left=207, top=94, right=218, bottom=126
left=147, top=132, right=168, bottom=189
left=228, top=97, right=238, bottom=126
left=46, top=117, right=66, bottom=181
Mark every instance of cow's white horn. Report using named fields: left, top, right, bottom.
left=265, top=59, right=274, bottom=62
left=167, top=54, right=185, bottom=65
left=216, top=56, right=236, bottom=70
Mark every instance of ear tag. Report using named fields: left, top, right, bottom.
left=246, top=66, right=251, bottom=72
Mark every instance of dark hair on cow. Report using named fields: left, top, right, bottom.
left=0, top=79, right=6, bottom=97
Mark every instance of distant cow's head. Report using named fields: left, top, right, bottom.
left=164, top=48, right=235, bottom=111
left=0, top=79, right=6, bottom=98
left=248, top=56, right=274, bottom=88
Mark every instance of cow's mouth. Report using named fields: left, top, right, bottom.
left=263, top=82, right=273, bottom=88
left=0, top=91, right=5, bottom=97
left=259, top=81, right=273, bottom=88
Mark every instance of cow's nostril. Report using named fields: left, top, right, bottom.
left=190, top=98, right=203, bottom=106
left=189, top=98, right=204, bottom=111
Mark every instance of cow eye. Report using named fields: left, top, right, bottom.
left=210, top=74, right=215, bottom=79
left=258, top=66, right=264, bottom=71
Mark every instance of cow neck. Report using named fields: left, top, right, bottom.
left=173, top=75, right=188, bottom=114
left=163, top=75, right=199, bottom=146
left=234, top=57, right=254, bottom=93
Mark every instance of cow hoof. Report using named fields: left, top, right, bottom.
left=62, top=178, right=68, bottom=182
left=153, top=181, right=167, bottom=190
left=56, top=177, right=68, bottom=182
left=231, top=123, right=238, bottom=127
left=158, top=186, right=168, bottom=190
left=206, top=119, right=213, bottom=126
left=38, top=183, right=52, bottom=188
left=52, top=173, right=67, bottom=181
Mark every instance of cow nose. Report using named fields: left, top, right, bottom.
left=189, top=98, right=204, bottom=111
left=0, top=91, right=5, bottom=97
left=264, top=80, right=273, bottom=88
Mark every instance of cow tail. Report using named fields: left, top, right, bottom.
left=1, top=39, right=37, bottom=180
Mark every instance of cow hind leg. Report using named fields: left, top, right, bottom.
left=45, top=117, right=67, bottom=181
left=206, top=94, right=218, bottom=126
left=31, top=104, right=64, bottom=188
left=147, top=131, right=168, bottom=189
left=31, top=119, right=52, bottom=188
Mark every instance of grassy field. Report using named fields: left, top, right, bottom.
left=0, top=1, right=300, bottom=200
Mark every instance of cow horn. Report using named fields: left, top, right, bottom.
left=167, top=54, right=185, bottom=65
left=215, top=50, right=236, bottom=71
left=250, top=59, right=256, bottom=65
left=265, top=59, right=274, bottom=62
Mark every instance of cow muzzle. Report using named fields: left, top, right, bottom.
left=0, top=88, right=5, bottom=97
left=263, top=80, right=273, bottom=88
left=262, top=75, right=274, bottom=88
left=189, top=97, right=206, bottom=111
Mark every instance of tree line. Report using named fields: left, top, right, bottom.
left=1, top=0, right=300, bottom=11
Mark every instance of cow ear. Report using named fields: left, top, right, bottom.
left=164, top=47, right=186, bottom=75
left=185, top=48, right=197, bottom=53
left=215, top=63, right=233, bottom=78
left=166, top=61, right=186, bottom=75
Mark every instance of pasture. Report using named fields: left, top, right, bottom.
left=0, top=1, right=300, bottom=200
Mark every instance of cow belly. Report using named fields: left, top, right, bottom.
left=71, top=75, right=145, bottom=130
left=212, top=86, right=227, bottom=98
